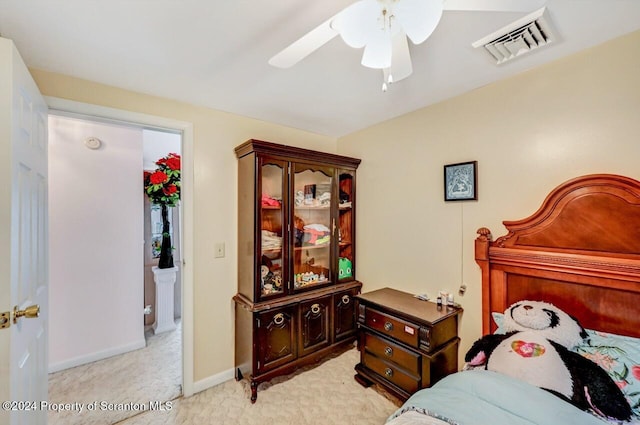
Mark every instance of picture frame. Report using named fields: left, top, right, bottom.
left=444, top=161, right=478, bottom=201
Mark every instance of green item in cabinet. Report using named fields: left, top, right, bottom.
left=339, top=257, right=352, bottom=279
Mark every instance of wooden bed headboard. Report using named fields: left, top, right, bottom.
left=475, top=174, right=640, bottom=337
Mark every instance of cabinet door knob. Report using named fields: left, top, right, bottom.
left=384, top=321, right=393, bottom=332
left=384, top=368, right=394, bottom=378
left=273, top=313, right=285, bottom=325
left=311, top=303, right=321, bottom=314
left=341, top=295, right=350, bottom=305
left=384, top=346, right=393, bottom=357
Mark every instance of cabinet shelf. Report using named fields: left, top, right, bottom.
left=263, top=244, right=333, bottom=253
left=294, top=244, right=330, bottom=250
left=294, top=205, right=330, bottom=210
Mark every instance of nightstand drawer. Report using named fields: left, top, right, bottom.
left=355, top=288, right=462, bottom=402
left=365, top=308, right=420, bottom=348
left=363, top=332, right=420, bottom=375
left=363, top=352, right=420, bottom=394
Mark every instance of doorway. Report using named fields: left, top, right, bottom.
left=43, top=100, right=193, bottom=424
left=47, top=112, right=185, bottom=423
left=45, top=97, right=194, bottom=395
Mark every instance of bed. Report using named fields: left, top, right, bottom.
left=387, top=174, right=640, bottom=425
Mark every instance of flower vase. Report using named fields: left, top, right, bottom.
left=158, top=203, right=174, bottom=269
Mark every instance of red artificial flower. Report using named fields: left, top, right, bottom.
left=163, top=184, right=177, bottom=195
left=165, top=157, right=180, bottom=171
left=149, top=170, right=168, bottom=185
left=632, top=365, right=640, bottom=381
left=145, top=153, right=180, bottom=206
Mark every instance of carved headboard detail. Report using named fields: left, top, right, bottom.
left=475, top=174, right=640, bottom=337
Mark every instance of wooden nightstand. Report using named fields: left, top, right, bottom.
left=354, top=287, right=462, bottom=401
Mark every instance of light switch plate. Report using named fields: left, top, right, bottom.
left=214, top=242, right=225, bottom=258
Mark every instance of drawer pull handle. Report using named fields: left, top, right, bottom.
left=341, top=295, right=350, bottom=305
left=385, top=368, right=394, bottom=378
left=273, top=313, right=285, bottom=325
left=384, top=346, right=393, bottom=357
left=311, top=303, right=321, bottom=314
left=384, top=321, right=394, bottom=332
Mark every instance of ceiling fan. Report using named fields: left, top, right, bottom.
left=269, top=0, right=545, bottom=90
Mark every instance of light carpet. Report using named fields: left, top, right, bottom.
left=48, top=322, right=182, bottom=425
left=119, top=346, right=400, bottom=425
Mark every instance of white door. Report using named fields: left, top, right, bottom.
left=0, top=38, right=49, bottom=425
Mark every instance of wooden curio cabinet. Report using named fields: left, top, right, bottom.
left=233, top=139, right=362, bottom=402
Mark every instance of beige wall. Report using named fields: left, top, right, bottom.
left=337, top=30, right=640, bottom=362
left=31, top=69, right=337, bottom=382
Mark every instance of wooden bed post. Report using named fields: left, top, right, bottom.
left=475, top=227, right=492, bottom=335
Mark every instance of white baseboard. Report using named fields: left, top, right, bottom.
left=48, top=338, right=147, bottom=373
left=192, top=368, right=234, bottom=394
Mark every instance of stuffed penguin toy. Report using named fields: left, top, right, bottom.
left=465, top=300, right=632, bottom=421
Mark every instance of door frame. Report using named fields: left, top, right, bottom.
left=45, top=96, right=195, bottom=396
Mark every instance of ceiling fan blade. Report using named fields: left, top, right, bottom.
left=443, top=0, right=546, bottom=12
left=394, top=0, right=444, bottom=45
left=268, top=17, right=340, bottom=68
left=388, top=32, right=412, bottom=82
left=331, top=0, right=379, bottom=49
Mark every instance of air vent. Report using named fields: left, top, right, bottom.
left=472, top=7, right=554, bottom=65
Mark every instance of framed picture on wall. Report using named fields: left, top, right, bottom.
left=444, top=161, right=478, bottom=201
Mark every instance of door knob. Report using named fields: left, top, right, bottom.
left=13, top=304, right=40, bottom=324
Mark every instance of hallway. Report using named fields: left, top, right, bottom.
left=48, top=323, right=182, bottom=425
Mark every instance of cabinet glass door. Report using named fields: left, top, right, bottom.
left=337, top=171, right=355, bottom=282
left=260, top=160, right=286, bottom=298
left=292, top=164, right=334, bottom=291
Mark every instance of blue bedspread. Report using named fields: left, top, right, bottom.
left=387, top=370, right=610, bottom=425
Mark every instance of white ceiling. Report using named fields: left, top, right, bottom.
left=1, top=1, right=639, bottom=138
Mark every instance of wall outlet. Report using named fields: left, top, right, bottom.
left=214, top=242, right=225, bottom=258
left=458, top=283, right=467, bottom=296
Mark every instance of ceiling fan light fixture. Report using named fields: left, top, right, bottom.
left=332, top=0, right=442, bottom=72
left=361, top=30, right=393, bottom=68
left=383, top=68, right=394, bottom=83
left=381, top=68, right=393, bottom=92
left=388, top=31, right=413, bottom=81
